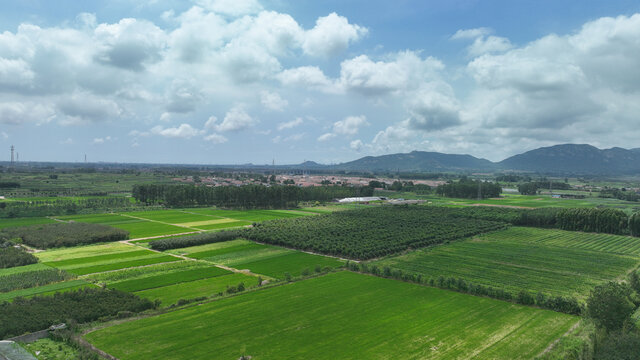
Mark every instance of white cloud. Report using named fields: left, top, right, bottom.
left=203, top=133, right=228, bottom=143
left=211, top=106, right=257, bottom=132
left=92, top=136, right=112, bottom=144
left=1, top=132, right=8, bottom=140
left=277, top=66, right=337, bottom=92
left=451, top=27, right=492, bottom=40
left=57, top=94, right=122, bottom=125
left=277, top=117, right=303, bottom=131
left=350, top=139, right=363, bottom=152
left=0, top=102, right=54, bottom=125
left=339, top=51, right=445, bottom=95
left=196, top=0, right=263, bottom=17
left=317, top=133, right=335, bottom=142
left=332, top=115, right=368, bottom=135
left=151, top=123, right=201, bottom=138
left=260, top=91, right=288, bottom=111
left=302, top=12, right=368, bottom=57
left=405, top=84, right=462, bottom=131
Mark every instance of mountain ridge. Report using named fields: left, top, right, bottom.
left=307, top=144, right=640, bottom=175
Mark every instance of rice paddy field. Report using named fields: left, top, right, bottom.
left=374, top=227, right=640, bottom=298
left=168, top=239, right=345, bottom=278
left=85, top=271, right=578, bottom=360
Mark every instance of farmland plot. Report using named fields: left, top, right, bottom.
left=86, top=271, right=577, bottom=360
left=374, top=227, right=640, bottom=298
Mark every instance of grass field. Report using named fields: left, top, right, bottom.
left=133, top=272, right=256, bottom=306
left=0, top=263, right=51, bottom=277
left=170, top=239, right=344, bottom=278
left=109, top=266, right=230, bottom=292
left=0, top=217, right=56, bottom=229
left=85, top=261, right=212, bottom=284
left=374, top=227, right=640, bottom=298
left=64, top=255, right=180, bottom=276
left=35, top=243, right=137, bottom=262
left=86, top=271, right=578, bottom=360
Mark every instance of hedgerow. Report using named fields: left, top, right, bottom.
left=0, top=222, right=129, bottom=249
left=149, top=230, right=241, bottom=251
left=0, top=287, right=155, bottom=339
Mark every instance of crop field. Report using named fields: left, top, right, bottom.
left=374, top=227, right=640, bottom=298
left=38, top=243, right=181, bottom=276
left=183, top=208, right=313, bottom=222
left=85, top=261, right=212, bottom=284
left=0, top=263, right=51, bottom=277
left=0, top=217, right=56, bottom=229
left=170, top=239, right=344, bottom=278
left=86, top=271, right=577, bottom=360
left=35, top=243, right=135, bottom=263
left=134, top=272, right=257, bottom=306
left=0, top=279, right=92, bottom=302
left=109, top=266, right=230, bottom=292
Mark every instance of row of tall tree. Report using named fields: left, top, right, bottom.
left=132, top=184, right=373, bottom=208
left=436, top=178, right=502, bottom=199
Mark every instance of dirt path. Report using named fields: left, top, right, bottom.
left=538, top=320, right=581, bottom=356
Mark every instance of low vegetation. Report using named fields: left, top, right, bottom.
left=149, top=230, right=240, bottom=251
left=0, top=287, right=155, bottom=339
left=85, top=272, right=577, bottom=360
left=1, top=222, right=129, bottom=249
left=0, top=268, right=72, bottom=293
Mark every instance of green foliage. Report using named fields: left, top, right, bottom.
left=594, top=331, right=640, bottom=360
left=436, top=178, right=502, bottom=199
left=629, top=213, right=640, bottom=237
left=518, top=182, right=539, bottom=195
left=557, top=208, right=629, bottom=235
left=243, top=206, right=507, bottom=260
left=0, top=268, right=72, bottom=293
left=132, top=184, right=373, bottom=208
left=586, top=282, right=636, bottom=332
left=0, top=244, right=38, bottom=268
left=0, top=287, right=154, bottom=339
left=149, top=230, right=240, bottom=251
left=1, top=222, right=129, bottom=249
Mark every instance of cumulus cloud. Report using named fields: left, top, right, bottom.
left=57, top=94, right=122, bottom=125
left=209, top=106, right=257, bottom=132
left=405, top=84, right=462, bottom=131
left=350, top=139, right=363, bottom=151
left=277, top=117, right=303, bottom=131
left=92, top=136, right=112, bottom=144
left=451, top=27, right=492, bottom=40
left=302, top=13, right=368, bottom=57
left=93, top=18, right=166, bottom=72
left=277, top=66, right=337, bottom=92
left=0, top=102, right=54, bottom=125
left=332, top=115, right=368, bottom=135
left=260, top=91, right=288, bottom=111
left=151, top=123, right=201, bottom=138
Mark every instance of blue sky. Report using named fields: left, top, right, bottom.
left=1, top=0, right=640, bottom=164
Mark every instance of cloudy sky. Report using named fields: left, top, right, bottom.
left=1, top=0, right=640, bottom=164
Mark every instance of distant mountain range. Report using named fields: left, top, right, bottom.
left=306, top=144, right=640, bottom=175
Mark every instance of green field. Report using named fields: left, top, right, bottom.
left=0, top=263, right=52, bottom=277
left=85, top=261, right=212, bottom=284
left=36, top=243, right=137, bottom=263
left=134, top=272, right=257, bottom=306
left=65, top=255, right=180, bottom=276
left=170, top=239, right=344, bottom=278
left=109, top=266, right=230, bottom=292
left=86, top=271, right=577, bottom=360
left=183, top=208, right=312, bottom=222
left=0, top=279, right=92, bottom=302
left=0, top=217, right=57, bottom=229
left=374, top=227, right=640, bottom=298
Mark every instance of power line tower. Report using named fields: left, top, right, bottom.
left=10, top=145, right=14, bottom=165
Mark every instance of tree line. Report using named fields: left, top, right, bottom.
left=436, top=178, right=502, bottom=199
left=132, top=184, right=373, bottom=208
left=0, top=197, right=140, bottom=218
left=0, top=242, right=38, bottom=268
left=1, top=223, right=129, bottom=249
left=0, top=287, right=155, bottom=339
